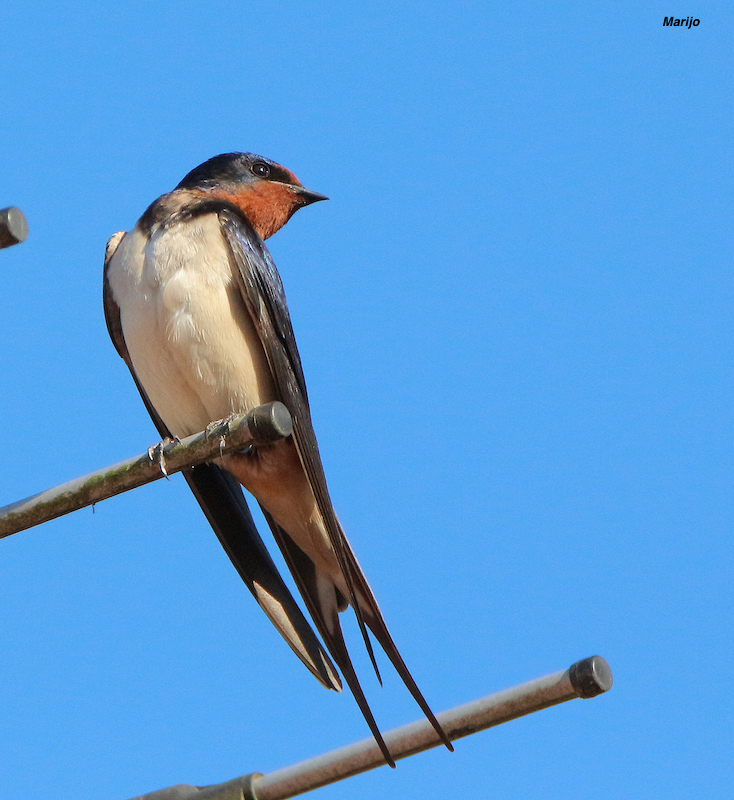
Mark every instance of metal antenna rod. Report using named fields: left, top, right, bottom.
left=127, top=655, right=613, bottom=800
left=0, top=207, right=28, bottom=249
left=0, top=402, right=293, bottom=538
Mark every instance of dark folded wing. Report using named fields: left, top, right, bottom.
left=218, top=210, right=358, bottom=602
left=219, top=211, right=453, bottom=755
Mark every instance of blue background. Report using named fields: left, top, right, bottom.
left=0, top=3, right=730, bottom=798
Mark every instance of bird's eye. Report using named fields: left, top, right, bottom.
left=252, top=162, right=271, bottom=178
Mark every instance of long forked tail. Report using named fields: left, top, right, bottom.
left=262, top=509, right=453, bottom=764
left=261, top=509, right=397, bottom=767
left=340, top=530, right=454, bottom=753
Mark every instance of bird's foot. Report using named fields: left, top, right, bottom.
left=201, top=418, right=226, bottom=458
left=147, top=437, right=178, bottom=479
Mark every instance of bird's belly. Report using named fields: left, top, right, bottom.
left=110, top=218, right=276, bottom=438
left=131, top=284, right=275, bottom=437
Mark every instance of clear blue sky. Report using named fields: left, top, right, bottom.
left=0, top=3, right=730, bottom=799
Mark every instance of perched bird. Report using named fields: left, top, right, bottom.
left=103, top=152, right=452, bottom=765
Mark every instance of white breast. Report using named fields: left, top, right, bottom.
left=107, top=213, right=275, bottom=437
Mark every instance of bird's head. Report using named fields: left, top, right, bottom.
left=175, top=152, right=328, bottom=240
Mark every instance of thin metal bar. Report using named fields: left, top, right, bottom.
left=0, top=401, right=292, bottom=538
left=0, top=207, right=28, bottom=249
left=254, top=655, right=612, bottom=800
left=125, top=656, right=612, bottom=800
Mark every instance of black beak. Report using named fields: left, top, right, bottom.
left=295, top=186, right=329, bottom=205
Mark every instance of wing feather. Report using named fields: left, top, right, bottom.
left=219, top=211, right=453, bottom=754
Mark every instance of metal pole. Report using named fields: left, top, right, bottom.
left=0, top=207, right=28, bottom=249
left=126, top=655, right=612, bottom=800
left=0, top=402, right=292, bottom=538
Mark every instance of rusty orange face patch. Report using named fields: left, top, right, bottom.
left=209, top=183, right=302, bottom=240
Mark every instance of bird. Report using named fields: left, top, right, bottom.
left=103, top=152, right=452, bottom=766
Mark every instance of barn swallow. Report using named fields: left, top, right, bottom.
left=103, top=152, right=452, bottom=765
